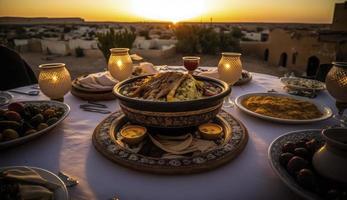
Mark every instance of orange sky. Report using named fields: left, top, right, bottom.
left=0, top=0, right=344, bottom=23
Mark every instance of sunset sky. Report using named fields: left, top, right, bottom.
left=0, top=0, right=344, bottom=23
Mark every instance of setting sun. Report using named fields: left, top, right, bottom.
left=131, top=0, right=206, bottom=23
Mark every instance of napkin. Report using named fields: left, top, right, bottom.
left=0, top=167, right=59, bottom=200
left=149, top=134, right=217, bottom=155
left=149, top=134, right=193, bottom=154
left=133, top=62, right=158, bottom=76
left=19, top=185, right=54, bottom=200
left=198, top=68, right=220, bottom=79
left=130, top=54, right=143, bottom=61
left=77, top=71, right=118, bottom=90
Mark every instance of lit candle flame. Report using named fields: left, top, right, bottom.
left=117, top=60, right=123, bottom=68
left=52, top=76, right=58, bottom=82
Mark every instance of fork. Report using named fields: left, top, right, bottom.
left=9, top=90, right=40, bottom=96
left=80, top=101, right=111, bottom=114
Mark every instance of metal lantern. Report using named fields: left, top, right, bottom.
left=108, top=48, right=133, bottom=81
left=217, top=52, right=243, bottom=85
left=325, top=62, right=347, bottom=115
left=38, top=63, right=71, bottom=101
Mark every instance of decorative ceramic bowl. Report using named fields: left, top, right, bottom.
left=113, top=74, right=231, bottom=128
left=312, top=128, right=347, bottom=183
left=268, top=129, right=323, bottom=200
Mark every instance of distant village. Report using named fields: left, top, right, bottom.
left=0, top=1, right=346, bottom=76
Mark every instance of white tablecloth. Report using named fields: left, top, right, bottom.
left=1, top=70, right=338, bottom=200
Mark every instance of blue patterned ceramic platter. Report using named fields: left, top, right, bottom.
left=93, top=110, right=248, bottom=174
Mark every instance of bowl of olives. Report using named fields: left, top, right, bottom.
left=268, top=129, right=347, bottom=200
left=0, top=101, right=70, bottom=149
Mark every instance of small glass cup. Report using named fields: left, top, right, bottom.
left=183, top=56, right=200, bottom=74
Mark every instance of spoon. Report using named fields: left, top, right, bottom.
left=9, top=90, right=40, bottom=96
left=57, top=171, right=79, bottom=187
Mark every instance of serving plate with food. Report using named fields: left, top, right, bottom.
left=280, top=77, right=326, bottom=92
left=0, top=166, right=69, bottom=200
left=198, top=69, right=252, bottom=86
left=0, top=101, right=70, bottom=149
left=71, top=72, right=118, bottom=101
left=235, top=92, right=332, bottom=124
left=268, top=129, right=347, bottom=200
left=72, top=71, right=118, bottom=93
left=234, top=70, right=252, bottom=86
left=113, top=72, right=231, bottom=128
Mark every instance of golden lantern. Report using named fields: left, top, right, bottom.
left=217, top=52, right=243, bottom=85
left=38, top=63, right=71, bottom=101
left=326, top=62, right=347, bottom=115
left=108, top=48, right=133, bottom=81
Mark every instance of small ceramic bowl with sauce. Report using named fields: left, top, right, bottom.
left=198, top=123, right=223, bottom=140
left=120, top=125, right=147, bottom=145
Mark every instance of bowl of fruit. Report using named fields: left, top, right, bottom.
left=0, top=101, right=70, bottom=149
left=268, top=129, right=347, bottom=200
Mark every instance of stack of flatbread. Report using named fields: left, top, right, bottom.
left=149, top=134, right=217, bottom=157
left=76, top=71, right=118, bottom=91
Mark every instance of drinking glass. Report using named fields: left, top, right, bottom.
left=183, top=56, right=200, bottom=74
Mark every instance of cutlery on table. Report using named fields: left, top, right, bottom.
left=267, top=89, right=277, bottom=93
left=81, top=108, right=111, bottom=114
left=9, top=90, right=40, bottom=96
left=332, top=115, right=347, bottom=127
left=57, top=171, right=79, bottom=187
left=86, top=101, right=108, bottom=108
left=80, top=101, right=111, bottom=114
left=31, top=85, right=40, bottom=90
left=110, top=195, right=120, bottom=200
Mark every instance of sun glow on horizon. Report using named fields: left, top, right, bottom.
left=0, top=0, right=342, bottom=23
left=131, top=0, right=206, bottom=23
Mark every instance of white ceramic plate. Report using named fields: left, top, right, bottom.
left=0, top=166, right=69, bottom=200
left=280, top=77, right=326, bottom=92
left=235, top=92, right=332, bottom=124
left=268, top=129, right=323, bottom=200
left=0, top=101, right=70, bottom=149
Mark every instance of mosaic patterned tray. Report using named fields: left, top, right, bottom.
left=92, top=110, right=248, bottom=174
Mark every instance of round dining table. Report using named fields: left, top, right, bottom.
left=0, top=68, right=339, bottom=200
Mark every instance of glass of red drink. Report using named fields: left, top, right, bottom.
left=183, top=56, right=200, bottom=74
